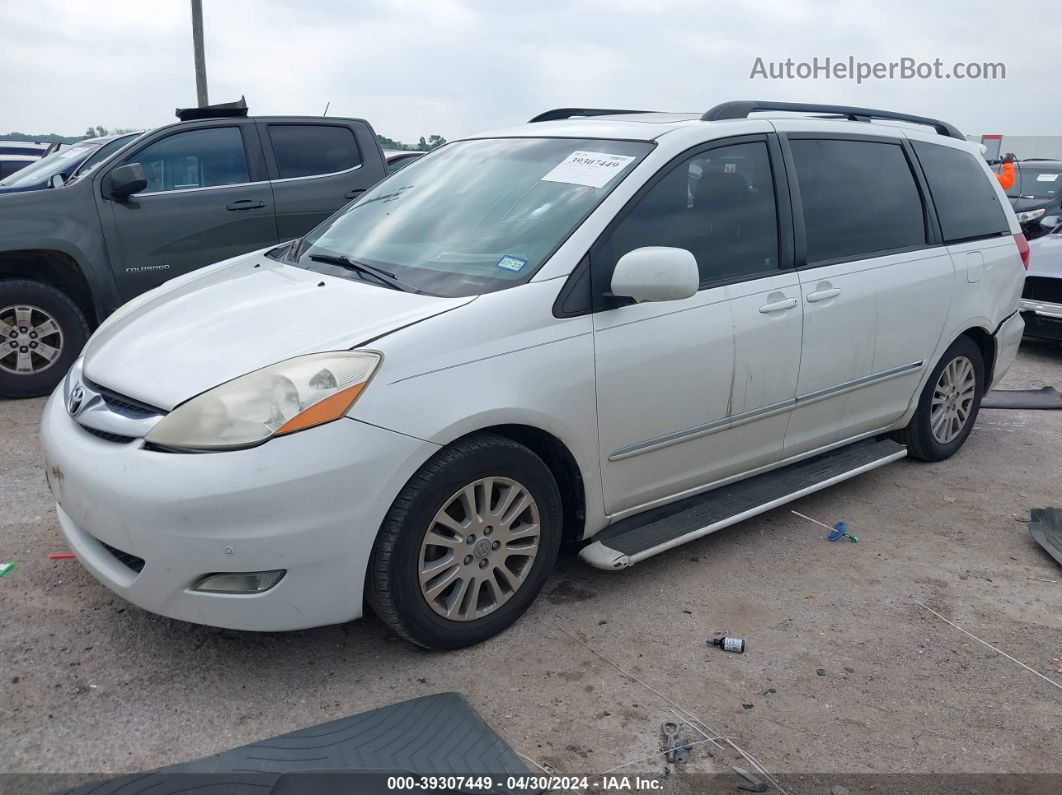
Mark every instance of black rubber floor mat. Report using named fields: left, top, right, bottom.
left=61, top=692, right=534, bottom=794
left=982, top=386, right=1062, bottom=409
left=1028, top=507, right=1062, bottom=567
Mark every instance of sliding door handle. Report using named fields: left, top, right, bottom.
left=758, top=297, right=798, bottom=313
left=806, top=288, right=841, bottom=303
left=344, top=189, right=365, bottom=200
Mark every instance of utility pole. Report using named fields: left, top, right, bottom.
left=190, top=0, right=209, bottom=107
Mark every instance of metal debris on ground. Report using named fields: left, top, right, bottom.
left=1027, top=507, right=1062, bottom=568
left=708, top=635, right=746, bottom=653
left=981, top=386, right=1062, bottom=410
left=659, top=720, right=692, bottom=764
left=910, top=597, right=1062, bottom=693
left=792, top=510, right=858, bottom=543
left=732, top=765, right=769, bottom=792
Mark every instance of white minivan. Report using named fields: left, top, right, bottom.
left=40, top=101, right=1027, bottom=648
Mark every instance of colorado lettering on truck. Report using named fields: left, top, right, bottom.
left=0, top=99, right=389, bottom=398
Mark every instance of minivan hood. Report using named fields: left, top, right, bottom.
left=83, top=254, right=473, bottom=410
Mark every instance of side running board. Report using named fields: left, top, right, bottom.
left=580, top=439, right=906, bottom=570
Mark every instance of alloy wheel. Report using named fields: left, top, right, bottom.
left=418, top=476, right=541, bottom=621
left=930, top=355, right=976, bottom=444
left=0, top=304, right=64, bottom=376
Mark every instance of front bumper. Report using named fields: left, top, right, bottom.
left=1020, top=298, right=1062, bottom=341
left=40, top=390, right=438, bottom=631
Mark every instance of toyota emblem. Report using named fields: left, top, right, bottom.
left=67, top=385, right=86, bottom=416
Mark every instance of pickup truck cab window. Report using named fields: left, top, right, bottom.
left=131, top=127, right=251, bottom=193
left=267, top=124, right=361, bottom=179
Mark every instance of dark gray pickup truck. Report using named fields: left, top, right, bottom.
left=0, top=105, right=388, bottom=397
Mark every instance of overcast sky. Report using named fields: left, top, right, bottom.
left=2, top=0, right=1056, bottom=141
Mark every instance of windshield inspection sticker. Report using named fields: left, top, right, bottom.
left=496, top=255, right=528, bottom=272
left=541, top=151, right=637, bottom=189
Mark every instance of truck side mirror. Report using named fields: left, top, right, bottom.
left=108, top=163, right=148, bottom=199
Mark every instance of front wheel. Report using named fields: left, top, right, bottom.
left=894, top=335, right=984, bottom=461
left=0, top=279, right=89, bottom=399
left=367, top=434, right=562, bottom=649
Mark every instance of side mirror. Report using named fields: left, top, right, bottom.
left=108, top=163, right=147, bottom=199
left=1039, top=215, right=1062, bottom=232
left=50, top=174, right=64, bottom=189
left=610, top=247, right=699, bottom=303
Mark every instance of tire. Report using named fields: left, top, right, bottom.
left=893, top=335, right=984, bottom=462
left=367, top=433, right=562, bottom=649
left=0, top=279, right=89, bottom=399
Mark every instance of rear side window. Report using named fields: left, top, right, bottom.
left=268, top=125, right=361, bottom=179
left=912, top=141, right=1010, bottom=243
left=133, top=127, right=250, bottom=193
left=790, top=138, right=926, bottom=264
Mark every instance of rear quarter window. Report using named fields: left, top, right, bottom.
left=912, top=141, right=1010, bottom=243
left=268, top=125, right=361, bottom=179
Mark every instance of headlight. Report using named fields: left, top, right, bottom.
left=1017, top=208, right=1046, bottom=223
left=145, top=351, right=381, bottom=451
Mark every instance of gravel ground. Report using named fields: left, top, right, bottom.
left=1, top=343, right=1060, bottom=788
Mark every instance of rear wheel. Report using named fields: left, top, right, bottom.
left=894, top=335, right=984, bottom=461
left=0, top=279, right=89, bottom=399
left=367, top=434, right=562, bottom=649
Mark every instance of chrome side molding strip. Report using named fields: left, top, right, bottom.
left=609, top=361, right=924, bottom=461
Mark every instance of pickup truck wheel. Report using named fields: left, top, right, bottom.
left=0, top=279, right=89, bottom=399
left=893, top=336, right=984, bottom=462
left=367, top=434, right=562, bottom=649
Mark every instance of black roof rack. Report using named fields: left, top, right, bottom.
left=701, top=100, right=965, bottom=140
left=528, top=107, right=656, bottom=123
left=176, top=95, right=249, bottom=122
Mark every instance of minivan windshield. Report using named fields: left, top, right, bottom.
left=292, top=137, right=653, bottom=296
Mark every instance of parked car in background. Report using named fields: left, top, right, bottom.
left=384, top=149, right=426, bottom=173
left=999, top=159, right=1062, bottom=239
left=1021, top=217, right=1062, bottom=341
left=0, top=102, right=388, bottom=397
left=0, top=141, right=52, bottom=158
left=0, top=132, right=142, bottom=195
left=0, top=154, right=39, bottom=180
left=40, top=101, right=1026, bottom=648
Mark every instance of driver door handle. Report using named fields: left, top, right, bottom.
left=806, top=288, right=841, bottom=303
left=226, top=200, right=266, bottom=211
left=758, top=297, right=798, bottom=313
left=344, top=189, right=365, bottom=200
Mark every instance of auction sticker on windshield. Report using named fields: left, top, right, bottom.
left=542, top=151, right=637, bottom=189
